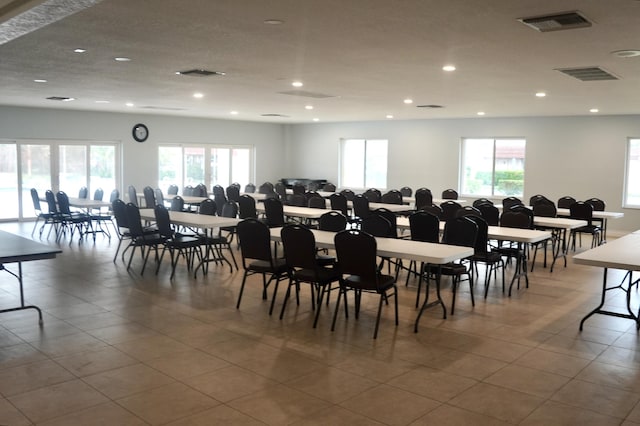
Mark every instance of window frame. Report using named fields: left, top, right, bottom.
left=623, top=137, right=640, bottom=208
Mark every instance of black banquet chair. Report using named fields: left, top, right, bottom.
left=332, top=229, right=398, bottom=339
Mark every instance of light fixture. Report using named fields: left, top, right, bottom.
left=535, top=92, right=546, bottom=97
left=312, top=118, right=319, bottom=122
left=442, top=65, right=456, bottom=72
left=611, top=50, right=640, bottom=58
left=292, top=81, right=303, bottom=87
left=230, top=111, right=239, bottom=115
left=61, top=97, right=75, bottom=102
left=264, top=19, right=284, bottom=25
left=125, top=102, right=134, bottom=107
left=305, top=105, right=314, bottom=110
left=95, top=100, right=110, bottom=104
left=403, top=98, right=413, bottom=104
left=193, top=93, right=204, bottom=99
left=590, top=108, right=599, bottom=113
left=33, top=79, right=47, bottom=83
left=386, top=115, right=394, bottom=119
left=114, top=57, right=131, bottom=62
left=73, top=48, right=86, bottom=53
left=477, top=111, right=485, bottom=116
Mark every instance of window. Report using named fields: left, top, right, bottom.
left=624, top=138, right=640, bottom=207
left=461, top=138, right=526, bottom=197
left=158, top=145, right=253, bottom=193
left=340, top=139, right=388, bottom=189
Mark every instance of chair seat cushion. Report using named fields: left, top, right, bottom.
left=248, top=258, right=287, bottom=274
left=344, top=273, right=395, bottom=291
left=294, top=267, right=341, bottom=284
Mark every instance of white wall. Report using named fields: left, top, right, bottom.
left=0, top=106, right=288, bottom=193
left=285, top=115, right=640, bottom=234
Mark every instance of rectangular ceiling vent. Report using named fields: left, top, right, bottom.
left=277, top=90, right=335, bottom=99
left=416, top=104, right=444, bottom=108
left=46, top=96, right=74, bottom=101
left=261, top=113, right=290, bottom=117
left=518, top=11, right=592, bottom=32
left=140, top=106, right=186, bottom=111
left=176, top=69, right=225, bottom=77
left=556, top=66, right=619, bottom=81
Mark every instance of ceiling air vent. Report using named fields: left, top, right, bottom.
left=556, top=66, right=618, bottom=81
left=140, top=106, right=186, bottom=111
left=46, top=96, right=75, bottom=101
left=261, top=113, right=290, bottom=117
left=518, top=11, right=591, bottom=32
left=416, top=104, right=444, bottom=108
left=176, top=69, right=225, bottom=77
left=277, top=90, right=335, bottom=99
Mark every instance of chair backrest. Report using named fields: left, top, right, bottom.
left=415, top=188, right=433, bottom=210
left=307, top=195, right=326, bottom=209
left=456, top=206, right=482, bottom=218
left=167, top=184, right=179, bottom=195
left=93, top=188, right=104, bottom=201
left=281, top=224, right=320, bottom=271
left=532, top=199, right=557, bottom=218
left=259, top=182, right=275, bottom=195
left=408, top=211, right=440, bottom=243
left=183, top=185, right=194, bottom=196
left=274, top=182, right=287, bottom=200
left=323, top=183, right=336, bottom=192
left=529, top=194, right=549, bottom=207
left=340, top=188, right=355, bottom=201
left=442, top=216, right=478, bottom=248
left=238, top=194, right=258, bottom=219
left=170, top=195, right=184, bottom=212
left=56, top=191, right=72, bottom=214
left=226, top=185, right=240, bottom=202
left=30, top=188, right=42, bottom=212
left=244, top=183, right=256, bottom=193
left=585, top=197, right=605, bottom=211
left=363, top=188, right=381, bottom=203
left=420, top=203, right=442, bottom=219
left=352, top=194, right=371, bottom=219
left=372, top=208, right=397, bottom=238
left=502, top=197, right=523, bottom=210
left=292, top=183, right=306, bottom=195
left=232, top=182, right=241, bottom=189
left=78, top=186, right=88, bottom=199
left=440, top=200, right=462, bottom=222
left=154, top=188, right=164, bottom=205
left=442, top=188, right=458, bottom=200
left=112, top=198, right=128, bottom=228
left=264, top=197, right=285, bottom=227
left=464, top=215, right=490, bottom=254
left=109, top=189, right=120, bottom=203
left=214, top=193, right=227, bottom=215
left=198, top=198, right=217, bottom=216
left=472, top=198, right=493, bottom=208
left=509, top=205, right=534, bottom=229
left=237, top=218, right=274, bottom=264
left=287, top=194, right=306, bottom=207
left=500, top=210, right=532, bottom=229
left=45, top=190, right=58, bottom=214
left=329, top=193, right=348, bottom=216
left=308, top=181, right=320, bottom=191
left=143, top=186, right=156, bottom=208
left=335, top=230, right=379, bottom=286
left=381, top=190, right=403, bottom=205
left=557, top=196, right=576, bottom=209
left=477, top=203, right=500, bottom=226
left=127, top=185, right=138, bottom=206
left=154, top=204, right=174, bottom=238
left=400, top=186, right=412, bottom=197
left=569, top=201, right=594, bottom=222
left=319, top=211, right=347, bottom=232
left=125, top=203, right=146, bottom=237
left=212, top=185, right=225, bottom=197
left=361, top=214, right=393, bottom=238
left=195, top=183, right=208, bottom=197
left=221, top=201, right=238, bottom=218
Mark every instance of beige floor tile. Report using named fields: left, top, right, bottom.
left=514, top=347, right=591, bottom=377
left=387, top=365, right=477, bottom=402
left=627, top=400, right=640, bottom=423
left=484, top=364, right=571, bottom=398
left=538, top=334, right=608, bottom=360
left=83, top=363, right=175, bottom=399
left=597, top=345, right=640, bottom=368
left=551, top=378, right=640, bottom=418
left=236, top=349, right=326, bottom=383
left=145, top=348, right=230, bottom=380
left=184, top=365, right=279, bottom=403
left=27, top=331, right=108, bottom=357
left=113, top=334, right=192, bottom=361
left=228, top=383, right=332, bottom=425
left=576, top=361, right=640, bottom=392
left=0, top=343, right=48, bottom=370
left=116, top=382, right=219, bottom=425
left=291, top=405, right=386, bottom=426
left=448, top=382, right=544, bottom=423
left=424, top=350, right=508, bottom=380
left=409, top=403, right=511, bottom=425
left=333, top=353, right=418, bottom=383
left=53, top=346, right=138, bottom=377
left=0, top=359, right=75, bottom=397
left=7, top=379, right=109, bottom=424
left=165, top=404, right=265, bottom=425
left=520, top=400, right=623, bottom=426
left=0, top=397, right=32, bottom=425
left=87, top=322, right=160, bottom=344
left=37, top=401, right=147, bottom=426
left=285, top=366, right=379, bottom=403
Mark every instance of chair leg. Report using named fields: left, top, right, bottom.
left=331, top=286, right=344, bottom=332
left=279, top=278, right=294, bottom=320
left=236, top=271, right=249, bottom=309
left=373, top=292, right=385, bottom=339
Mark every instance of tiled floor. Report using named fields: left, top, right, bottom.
left=0, top=221, right=639, bottom=425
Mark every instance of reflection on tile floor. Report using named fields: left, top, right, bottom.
left=0, top=222, right=639, bottom=425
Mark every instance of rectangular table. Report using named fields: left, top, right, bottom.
left=269, top=227, right=474, bottom=332
left=0, top=231, right=62, bottom=325
left=573, top=232, right=640, bottom=330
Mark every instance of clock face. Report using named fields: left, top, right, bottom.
left=132, top=123, right=148, bottom=142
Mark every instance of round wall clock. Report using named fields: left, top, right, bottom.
left=132, top=123, right=149, bottom=142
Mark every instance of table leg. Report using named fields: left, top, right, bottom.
left=580, top=269, right=640, bottom=330
left=0, top=263, right=43, bottom=326
left=414, top=265, right=447, bottom=332
left=508, top=243, right=529, bottom=296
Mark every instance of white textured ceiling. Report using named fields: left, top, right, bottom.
left=1, top=0, right=640, bottom=123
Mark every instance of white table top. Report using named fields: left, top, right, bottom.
left=241, top=192, right=269, bottom=200
left=257, top=205, right=328, bottom=219
left=531, top=216, right=587, bottom=230
left=163, top=194, right=210, bottom=205
left=573, top=232, right=640, bottom=271
left=139, top=209, right=240, bottom=229
left=270, top=228, right=473, bottom=265
left=494, top=204, right=624, bottom=220
left=40, top=196, right=111, bottom=209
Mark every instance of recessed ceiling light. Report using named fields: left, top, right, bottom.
left=535, top=92, right=546, bottom=97
left=312, top=118, right=319, bottom=122
left=264, top=19, right=284, bottom=25
left=292, top=81, right=303, bottom=87
left=193, top=92, right=204, bottom=99
left=114, top=57, right=131, bottom=62
left=73, top=48, right=86, bottom=53
left=403, top=98, right=413, bottom=104
left=305, top=105, right=314, bottom=110
left=611, top=50, right=640, bottom=58
left=442, top=65, right=456, bottom=72
left=230, top=111, right=239, bottom=115
left=477, top=111, right=485, bottom=116
left=590, top=108, right=599, bottom=113
left=95, top=100, right=110, bottom=104
left=386, top=115, right=394, bottom=119
left=61, top=97, right=75, bottom=102
left=33, top=79, right=47, bottom=83
left=125, top=102, right=134, bottom=107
